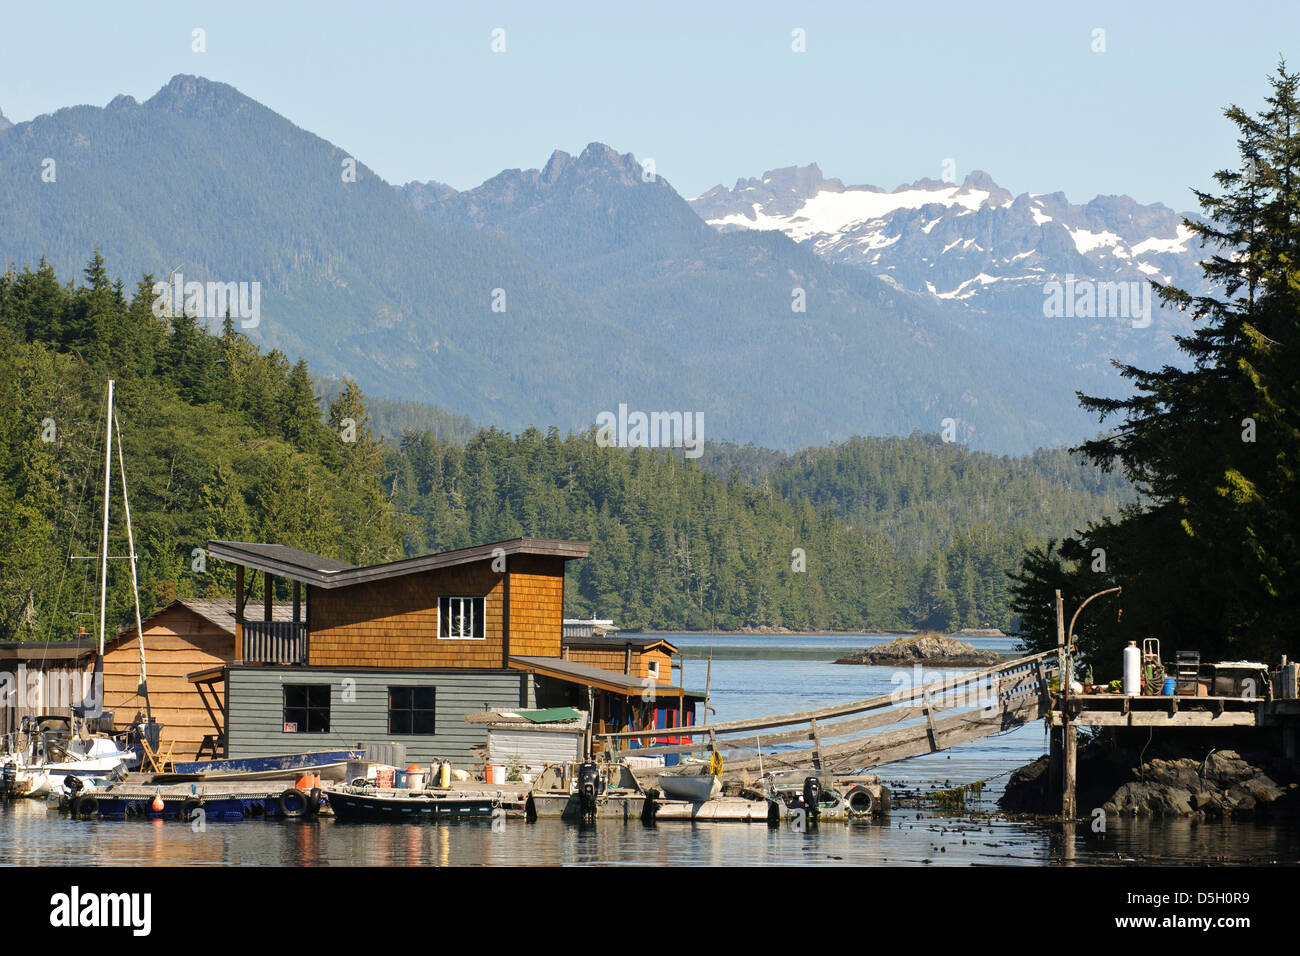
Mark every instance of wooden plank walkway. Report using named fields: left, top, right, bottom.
left=602, top=650, right=1059, bottom=779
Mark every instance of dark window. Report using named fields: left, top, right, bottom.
left=438, top=596, right=485, bottom=639
left=389, top=686, right=437, bottom=735
left=283, top=684, right=330, bottom=733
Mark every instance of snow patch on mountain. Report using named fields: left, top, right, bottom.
left=689, top=163, right=1206, bottom=319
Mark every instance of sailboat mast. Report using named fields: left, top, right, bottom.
left=96, top=380, right=115, bottom=658
left=113, top=408, right=151, bottom=722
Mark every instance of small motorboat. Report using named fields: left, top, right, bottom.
left=325, top=785, right=503, bottom=822
left=154, top=750, right=362, bottom=783
left=1, top=716, right=134, bottom=799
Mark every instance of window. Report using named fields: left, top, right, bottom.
left=388, top=686, right=437, bottom=735
left=646, top=659, right=660, bottom=680
left=439, top=596, right=485, bottom=639
left=283, top=684, right=330, bottom=733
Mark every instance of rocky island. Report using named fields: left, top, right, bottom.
left=834, top=632, right=1002, bottom=667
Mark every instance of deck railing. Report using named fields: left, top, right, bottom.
left=240, top=620, right=308, bottom=665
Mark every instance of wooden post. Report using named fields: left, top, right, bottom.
left=292, top=581, right=301, bottom=622
left=923, top=689, right=940, bottom=751
left=1055, top=589, right=1067, bottom=693
left=1048, top=721, right=1062, bottom=800
left=234, top=565, right=245, bottom=663
left=809, top=717, right=823, bottom=770
left=501, top=556, right=511, bottom=669
left=263, top=570, right=273, bottom=621
left=1062, top=714, right=1077, bottom=819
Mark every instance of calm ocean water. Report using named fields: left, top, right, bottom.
left=1, top=634, right=1295, bottom=866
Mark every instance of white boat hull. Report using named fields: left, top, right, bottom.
left=656, top=774, right=721, bottom=803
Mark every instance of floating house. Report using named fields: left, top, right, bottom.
left=156, top=538, right=703, bottom=764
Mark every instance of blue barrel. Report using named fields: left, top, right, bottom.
left=1163, top=677, right=1176, bottom=696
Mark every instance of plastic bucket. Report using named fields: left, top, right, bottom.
left=1163, top=677, right=1176, bottom=696
left=374, top=767, right=395, bottom=789
left=486, top=765, right=505, bottom=785
left=407, top=770, right=425, bottom=790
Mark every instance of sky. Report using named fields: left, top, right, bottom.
left=1, top=0, right=1296, bottom=209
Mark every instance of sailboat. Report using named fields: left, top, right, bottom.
left=0, top=381, right=149, bottom=798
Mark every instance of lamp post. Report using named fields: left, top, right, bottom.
left=1065, top=586, right=1122, bottom=692
left=1057, top=585, right=1122, bottom=821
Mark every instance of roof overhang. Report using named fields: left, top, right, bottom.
left=0, top=639, right=98, bottom=663
left=509, top=655, right=698, bottom=699
left=207, top=537, right=590, bottom=589
left=562, top=636, right=679, bottom=654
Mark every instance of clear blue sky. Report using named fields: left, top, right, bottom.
left=2, top=0, right=1295, bottom=209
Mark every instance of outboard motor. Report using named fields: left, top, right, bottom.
left=63, top=775, right=84, bottom=795
left=802, top=776, right=822, bottom=825
left=576, top=762, right=601, bottom=821
left=1, top=762, right=16, bottom=796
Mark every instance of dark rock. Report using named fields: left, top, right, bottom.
left=834, top=633, right=1000, bottom=667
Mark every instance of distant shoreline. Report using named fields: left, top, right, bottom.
left=633, top=627, right=1009, bottom=639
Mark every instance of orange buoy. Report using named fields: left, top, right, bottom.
left=151, top=793, right=164, bottom=813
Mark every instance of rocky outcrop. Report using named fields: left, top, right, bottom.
left=834, top=633, right=1000, bottom=667
left=1000, top=742, right=1300, bottom=818
left=1102, top=750, right=1292, bottom=818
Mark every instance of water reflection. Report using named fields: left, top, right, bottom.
left=0, top=799, right=1294, bottom=866
left=1, top=635, right=1294, bottom=866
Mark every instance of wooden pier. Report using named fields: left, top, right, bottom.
left=601, top=651, right=1059, bottom=780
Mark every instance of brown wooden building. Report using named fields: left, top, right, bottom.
left=192, top=538, right=701, bottom=764
left=4, top=538, right=700, bottom=766
left=561, top=635, right=678, bottom=685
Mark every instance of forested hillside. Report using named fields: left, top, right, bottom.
left=386, top=428, right=1129, bottom=632
left=1, top=256, right=1128, bottom=639
left=0, top=255, right=402, bottom=640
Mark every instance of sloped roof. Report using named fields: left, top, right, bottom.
left=562, top=635, right=679, bottom=654
left=172, top=598, right=295, bottom=635
left=207, top=537, right=589, bottom=588
left=0, top=598, right=296, bottom=664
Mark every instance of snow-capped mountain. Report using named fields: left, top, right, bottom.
left=690, top=165, right=1208, bottom=371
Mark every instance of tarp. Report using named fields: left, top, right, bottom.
left=516, top=707, right=584, bottom=724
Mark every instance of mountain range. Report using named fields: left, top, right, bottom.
left=0, top=75, right=1206, bottom=453
left=690, top=164, right=1207, bottom=376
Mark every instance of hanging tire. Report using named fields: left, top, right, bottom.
left=180, top=797, right=202, bottom=822
left=307, top=788, right=322, bottom=818
left=72, top=793, right=98, bottom=819
left=278, top=788, right=309, bottom=818
left=845, top=785, right=875, bottom=816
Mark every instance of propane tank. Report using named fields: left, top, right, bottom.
left=439, top=760, right=451, bottom=790
left=1122, top=641, right=1141, bottom=696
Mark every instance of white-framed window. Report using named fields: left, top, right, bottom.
left=438, top=595, right=485, bottom=639
left=646, top=659, right=660, bottom=680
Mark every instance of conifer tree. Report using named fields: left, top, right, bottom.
left=1012, top=63, right=1300, bottom=665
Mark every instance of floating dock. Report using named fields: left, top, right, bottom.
left=61, top=780, right=325, bottom=821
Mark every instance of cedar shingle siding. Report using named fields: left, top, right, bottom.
left=307, top=556, right=566, bottom=668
